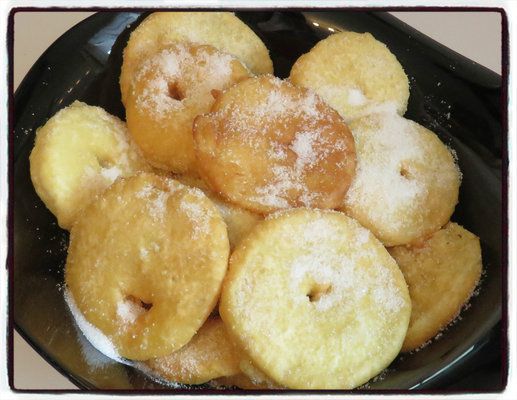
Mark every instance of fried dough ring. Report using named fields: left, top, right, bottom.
left=388, top=222, right=482, bottom=352
left=29, top=101, right=150, bottom=229
left=125, top=43, right=250, bottom=173
left=120, top=11, right=273, bottom=104
left=194, top=75, right=356, bottom=214
left=65, top=173, right=229, bottom=360
left=174, top=175, right=262, bottom=249
left=342, top=113, right=461, bottom=246
left=219, top=209, right=411, bottom=389
left=290, top=31, right=409, bottom=122
left=144, top=317, right=241, bottom=385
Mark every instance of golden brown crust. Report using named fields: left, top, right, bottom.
left=388, top=222, right=482, bottom=352
left=120, top=12, right=273, bottom=104
left=144, top=317, right=241, bottom=385
left=173, top=174, right=262, bottom=249
left=194, top=75, right=356, bottom=214
left=65, top=173, right=230, bottom=360
left=125, top=43, right=250, bottom=173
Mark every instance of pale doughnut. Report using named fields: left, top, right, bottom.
left=65, top=173, right=230, bottom=360
left=120, top=11, right=273, bottom=104
left=194, top=75, right=356, bottom=214
left=388, top=222, right=482, bottom=352
left=219, top=209, right=411, bottom=389
left=290, top=31, right=409, bottom=122
left=125, top=43, right=250, bottom=173
left=342, top=113, right=461, bottom=246
left=29, top=101, right=150, bottom=230
left=174, top=175, right=262, bottom=249
left=144, top=317, right=241, bottom=385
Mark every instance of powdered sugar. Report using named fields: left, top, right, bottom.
left=100, top=166, right=122, bottom=183
left=64, top=289, right=126, bottom=364
left=179, top=193, right=211, bottom=239
left=291, top=130, right=319, bottom=170
left=345, top=112, right=458, bottom=233
left=134, top=43, right=236, bottom=117
left=348, top=87, right=368, bottom=106
left=117, top=297, right=146, bottom=325
left=288, top=216, right=405, bottom=314
left=136, top=183, right=171, bottom=222
left=214, top=78, right=354, bottom=210
left=148, top=191, right=169, bottom=221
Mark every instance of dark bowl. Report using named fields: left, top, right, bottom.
left=12, top=10, right=505, bottom=392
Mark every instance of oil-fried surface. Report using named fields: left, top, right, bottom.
left=194, top=75, right=356, bottom=214
left=389, top=222, right=482, bottom=352
left=342, top=113, right=461, bottom=246
left=220, top=209, right=411, bottom=389
left=145, top=317, right=241, bottom=385
left=29, top=101, right=150, bottom=230
left=290, top=31, right=409, bottom=122
left=125, top=43, right=250, bottom=173
left=174, top=174, right=262, bottom=249
left=65, top=174, right=230, bottom=360
left=120, top=11, right=273, bottom=104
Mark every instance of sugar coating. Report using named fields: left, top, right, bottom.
left=65, top=173, right=230, bottom=360
left=290, top=31, right=409, bottom=122
left=64, top=289, right=126, bottom=364
left=125, top=41, right=251, bottom=174
left=220, top=209, right=411, bottom=389
left=134, top=44, right=236, bottom=117
left=389, top=222, right=482, bottom=352
left=120, top=11, right=274, bottom=104
left=195, top=75, right=356, bottom=214
left=343, top=112, right=461, bottom=246
left=117, top=297, right=146, bottom=325
left=144, top=318, right=241, bottom=385
left=179, top=195, right=211, bottom=239
left=273, top=216, right=405, bottom=314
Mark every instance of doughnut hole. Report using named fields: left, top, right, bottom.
left=167, top=81, right=186, bottom=101
left=119, top=12, right=274, bottom=105
left=306, top=282, right=332, bottom=303
left=399, top=162, right=413, bottom=180
left=125, top=294, right=153, bottom=311
left=219, top=209, right=411, bottom=389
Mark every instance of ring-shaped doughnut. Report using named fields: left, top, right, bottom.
left=65, top=173, right=230, bottom=360
left=219, top=209, right=411, bottom=389
left=342, top=112, right=461, bottom=246
left=194, top=75, right=356, bottom=214
left=30, top=101, right=150, bottom=229
left=389, top=222, right=482, bottom=352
